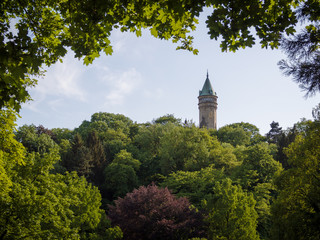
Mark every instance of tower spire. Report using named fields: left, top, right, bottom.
left=199, top=71, right=215, bottom=96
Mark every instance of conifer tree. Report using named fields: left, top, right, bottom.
left=86, top=131, right=106, bottom=185
left=64, top=133, right=93, bottom=178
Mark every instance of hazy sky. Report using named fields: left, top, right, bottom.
left=17, top=11, right=319, bottom=135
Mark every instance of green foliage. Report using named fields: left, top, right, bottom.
left=51, top=127, right=74, bottom=143
left=159, top=125, right=213, bottom=174
left=0, top=171, right=105, bottom=239
left=86, top=131, right=107, bottom=186
left=103, top=162, right=139, bottom=199
left=278, top=27, right=320, bottom=97
left=76, top=113, right=133, bottom=161
left=217, top=122, right=264, bottom=147
left=153, top=114, right=182, bottom=125
left=4, top=109, right=319, bottom=239
left=15, top=124, right=58, bottom=154
left=233, top=143, right=283, bottom=190
left=90, top=112, right=133, bottom=135
left=205, top=0, right=298, bottom=52
left=161, top=165, right=225, bottom=207
left=113, top=149, right=141, bottom=171
left=0, top=110, right=120, bottom=239
left=63, top=133, right=94, bottom=178
left=0, top=109, right=25, bottom=198
left=271, top=121, right=320, bottom=240
left=205, top=178, right=260, bottom=240
left=209, top=142, right=240, bottom=174
left=131, top=123, right=166, bottom=182
left=253, top=182, right=275, bottom=240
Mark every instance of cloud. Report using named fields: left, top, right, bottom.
left=103, top=68, right=142, bottom=106
left=24, top=53, right=87, bottom=111
left=37, top=54, right=87, bottom=101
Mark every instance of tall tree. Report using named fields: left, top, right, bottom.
left=271, top=121, right=320, bottom=240
left=266, top=121, right=282, bottom=144
left=205, top=179, right=260, bottom=240
left=103, top=150, right=140, bottom=199
left=86, top=131, right=107, bottom=185
left=63, top=133, right=93, bottom=178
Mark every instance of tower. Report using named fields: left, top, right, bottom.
left=198, top=72, right=218, bottom=129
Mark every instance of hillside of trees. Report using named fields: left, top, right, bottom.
left=1, top=110, right=319, bottom=239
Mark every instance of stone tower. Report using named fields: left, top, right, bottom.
left=198, top=72, right=218, bottom=129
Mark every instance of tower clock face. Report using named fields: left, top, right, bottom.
left=200, top=97, right=214, bottom=103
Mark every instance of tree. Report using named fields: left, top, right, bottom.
left=205, top=0, right=298, bottom=52
left=108, top=184, right=204, bottom=240
left=271, top=121, right=320, bottom=240
left=0, top=109, right=25, bottom=202
left=205, top=179, right=260, bottom=240
left=15, top=124, right=58, bottom=154
left=161, top=165, right=225, bottom=207
left=103, top=150, right=141, bottom=199
left=103, top=162, right=139, bottom=200
left=217, top=122, right=264, bottom=147
left=159, top=124, right=214, bottom=174
left=0, top=110, right=120, bottom=239
left=1, top=1, right=200, bottom=111
left=75, top=113, right=133, bottom=162
left=312, top=103, right=320, bottom=121
left=112, top=149, right=140, bottom=171
left=63, top=133, right=94, bottom=178
left=266, top=121, right=282, bottom=144
left=86, top=131, right=107, bottom=186
left=234, top=143, right=283, bottom=190
left=209, top=142, right=240, bottom=174
left=278, top=12, right=320, bottom=96
left=131, top=123, right=167, bottom=183
left=153, top=114, right=182, bottom=125
left=51, top=128, right=74, bottom=144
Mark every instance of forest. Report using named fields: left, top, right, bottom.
left=1, top=109, right=320, bottom=240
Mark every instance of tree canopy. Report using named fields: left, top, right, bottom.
left=2, top=109, right=320, bottom=239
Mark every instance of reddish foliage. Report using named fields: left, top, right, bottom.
left=108, top=184, right=204, bottom=240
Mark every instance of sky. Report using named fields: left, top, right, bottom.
left=17, top=11, right=319, bottom=135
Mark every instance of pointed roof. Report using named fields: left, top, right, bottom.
left=199, top=71, right=216, bottom=96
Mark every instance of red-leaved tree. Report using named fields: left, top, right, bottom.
left=108, top=184, right=204, bottom=240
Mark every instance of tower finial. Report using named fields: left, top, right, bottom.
left=207, top=70, right=209, bottom=79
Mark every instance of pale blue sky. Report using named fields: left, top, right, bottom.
left=17, top=11, right=319, bottom=135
